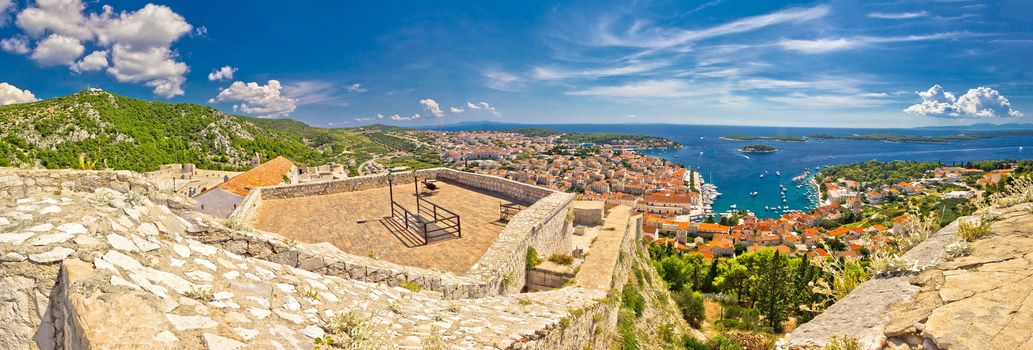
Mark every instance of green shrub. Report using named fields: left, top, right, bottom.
left=706, top=336, right=744, bottom=350
left=823, top=336, right=861, bottom=350
left=674, top=290, right=705, bottom=328
left=617, top=308, right=639, bottom=350
left=526, top=247, right=542, bottom=268
left=959, top=218, right=991, bottom=242
left=682, top=335, right=708, bottom=350
left=621, top=284, right=645, bottom=317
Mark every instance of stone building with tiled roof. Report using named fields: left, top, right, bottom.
left=194, top=156, right=298, bottom=218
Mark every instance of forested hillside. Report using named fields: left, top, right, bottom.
left=0, top=89, right=437, bottom=173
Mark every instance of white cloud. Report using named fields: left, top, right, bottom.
left=466, top=101, right=501, bottom=117
left=777, top=38, right=857, bottom=54
left=0, top=82, right=39, bottom=105
left=11, top=0, right=192, bottom=97
left=390, top=113, right=421, bottom=121
left=868, top=11, right=928, bottom=19
left=1, top=35, right=29, bottom=54
left=70, top=49, right=107, bottom=72
left=15, top=0, right=92, bottom=40
left=377, top=113, right=384, bottom=119
left=346, top=83, right=366, bottom=93
left=353, top=116, right=372, bottom=121
left=207, top=65, right=236, bottom=81
left=106, top=44, right=187, bottom=97
left=904, top=85, right=1022, bottom=118
left=592, top=5, right=828, bottom=49
left=450, top=107, right=464, bottom=113
left=210, top=80, right=297, bottom=118
left=30, top=34, right=83, bottom=66
left=778, top=33, right=965, bottom=54
left=419, top=98, right=444, bottom=117
left=91, top=4, right=191, bottom=48
left=0, top=0, right=14, bottom=27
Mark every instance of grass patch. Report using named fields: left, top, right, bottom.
left=548, top=254, right=574, bottom=265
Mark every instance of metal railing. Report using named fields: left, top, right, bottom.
left=390, top=200, right=461, bottom=245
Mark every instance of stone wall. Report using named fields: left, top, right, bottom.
left=216, top=167, right=574, bottom=298
left=523, top=213, right=644, bottom=350
left=256, top=167, right=552, bottom=204
left=227, top=188, right=262, bottom=224
left=0, top=168, right=656, bottom=349
left=466, top=192, right=575, bottom=295
left=527, top=266, right=575, bottom=291
left=0, top=168, right=195, bottom=211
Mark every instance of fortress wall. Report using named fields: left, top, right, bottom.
left=256, top=167, right=554, bottom=203
left=0, top=168, right=195, bottom=212
left=218, top=167, right=569, bottom=298
left=0, top=168, right=157, bottom=198
left=189, top=225, right=494, bottom=300
left=466, top=192, right=575, bottom=295
left=523, top=214, right=644, bottom=350
left=227, top=188, right=262, bottom=224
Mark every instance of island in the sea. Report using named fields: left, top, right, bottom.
left=720, top=135, right=806, bottom=142
left=737, top=144, right=778, bottom=153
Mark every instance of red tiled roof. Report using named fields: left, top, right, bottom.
left=217, top=156, right=294, bottom=196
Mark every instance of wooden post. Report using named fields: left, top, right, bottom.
left=413, top=173, right=420, bottom=213
left=388, top=175, right=394, bottom=213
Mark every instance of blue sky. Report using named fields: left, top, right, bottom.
left=0, top=0, right=1031, bottom=128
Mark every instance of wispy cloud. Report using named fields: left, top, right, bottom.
left=532, top=60, right=668, bottom=80
left=868, top=11, right=929, bottom=19
left=482, top=69, right=522, bottom=91
left=590, top=4, right=829, bottom=49
left=765, top=92, right=891, bottom=109
left=283, top=80, right=350, bottom=107
left=778, top=32, right=969, bottom=54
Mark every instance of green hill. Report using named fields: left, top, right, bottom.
left=0, top=89, right=438, bottom=173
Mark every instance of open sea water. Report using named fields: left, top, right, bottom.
left=437, top=123, right=1033, bottom=218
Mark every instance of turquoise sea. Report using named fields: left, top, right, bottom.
left=436, top=123, right=1033, bottom=219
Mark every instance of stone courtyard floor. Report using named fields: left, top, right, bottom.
left=253, top=181, right=528, bottom=274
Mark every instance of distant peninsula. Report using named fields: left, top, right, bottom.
left=504, top=127, right=683, bottom=149
left=738, top=144, right=778, bottom=153
left=721, top=135, right=806, bottom=142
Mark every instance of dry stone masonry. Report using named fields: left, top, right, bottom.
left=0, top=168, right=638, bottom=349
left=222, top=168, right=573, bottom=298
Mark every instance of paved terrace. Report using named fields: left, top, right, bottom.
left=253, top=180, right=530, bottom=274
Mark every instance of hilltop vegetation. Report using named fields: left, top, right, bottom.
left=506, top=127, right=682, bottom=149
left=817, top=160, right=943, bottom=187
left=721, top=135, right=806, bottom=142
left=738, top=144, right=778, bottom=153
left=0, top=90, right=440, bottom=173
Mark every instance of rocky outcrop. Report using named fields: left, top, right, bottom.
left=883, top=205, right=1033, bottom=350
left=786, top=204, right=1033, bottom=350
left=784, top=216, right=962, bottom=349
